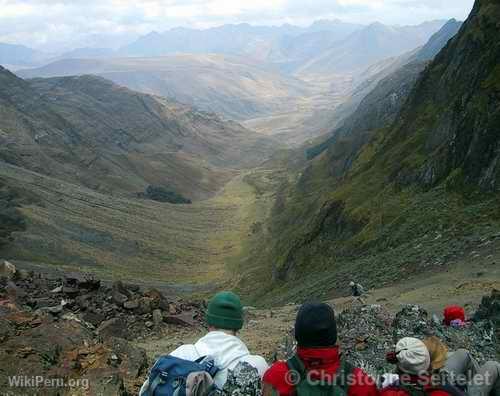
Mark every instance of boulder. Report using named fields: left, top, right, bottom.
left=78, top=275, right=101, bottom=291
left=164, top=311, right=197, bottom=327
left=0, top=261, right=16, bottom=280
left=76, top=294, right=91, bottom=310
left=168, top=303, right=178, bottom=315
left=138, top=297, right=153, bottom=314
left=124, top=300, right=139, bottom=310
left=82, top=312, right=105, bottom=327
left=124, top=283, right=141, bottom=293
left=62, top=285, right=80, bottom=298
left=475, top=289, right=500, bottom=324
left=105, top=337, right=148, bottom=378
left=112, top=290, right=128, bottom=306
left=29, top=297, right=57, bottom=309
left=83, top=371, right=127, bottom=396
left=46, top=304, right=64, bottom=315
left=144, top=288, right=163, bottom=310
left=153, top=309, right=163, bottom=326
left=0, top=318, right=13, bottom=342
left=112, top=281, right=132, bottom=298
left=474, top=289, right=500, bottom=354
left=98, top=318, right=129, bottom=340
left=16, top=269, right=31, bottom=281
left=5, top=281, right=26, bottom=300
left=51, top=286, right=63, bottom=294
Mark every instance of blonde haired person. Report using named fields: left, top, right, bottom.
left=424, top=336, right=500, bottom=396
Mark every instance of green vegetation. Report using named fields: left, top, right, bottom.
left=141, top=185, right=192, bottom=204
left=235, top=0, right=500, bottom=305
left=0, top=179, right=27, bottom=249
left=483, top=65, right=500, bottom=91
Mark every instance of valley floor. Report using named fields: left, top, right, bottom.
left=0, top=161, right=277, bottom=295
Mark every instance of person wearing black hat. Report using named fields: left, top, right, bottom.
left=263, top=302, right=379, bottom=396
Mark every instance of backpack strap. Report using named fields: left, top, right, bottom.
left=196, top=356, right=219, bottom=378
left=287, top=354, right=307, bottom=382
left=335, top=360, right=354, bottom=393
left=286, top=355, right=354, bottom=391
left=148, top=374, right=165, bottom=396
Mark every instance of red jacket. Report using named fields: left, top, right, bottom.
left=380, top=374, right=462, bottom=396
left=263, top=346, right=379, bottom=396
left=381, top=388, right=450, bottom=396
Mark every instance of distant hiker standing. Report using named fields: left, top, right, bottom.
left=139, top=291, right=268, bottom=395
left=262, top=302, right=379, bottom=396
left=350, top=281, right=365, bottom=297
left=350, top=281, right=367, bottom=305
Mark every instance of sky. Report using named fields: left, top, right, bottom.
left=0, top=0, right=476, bottom=52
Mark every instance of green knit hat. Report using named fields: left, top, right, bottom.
left=206, top=291, right=244, bottom=331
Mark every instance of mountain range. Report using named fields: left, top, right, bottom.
left=0, top=67, right=277, bottom=200
left=0, top=43, right=45, bottom=68
left=16, top=19, right=448, bottom=125
left=17, top=54, right=313, bottom=122
left=119, top=20, right=363, bottom=61
left=293, top=20, right=447, bottom=77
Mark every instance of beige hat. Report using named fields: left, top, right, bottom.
left=396, top=337, right=431, bottom=375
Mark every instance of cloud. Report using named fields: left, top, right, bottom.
left=0, top=0, right=475, bottom=52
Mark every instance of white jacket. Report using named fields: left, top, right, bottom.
left=139, top=331, right=268, bottom=394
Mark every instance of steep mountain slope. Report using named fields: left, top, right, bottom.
left=0, top=67, right=277, bottom=200
left=410, top=19, right=463, bottom=63
left=310, top=18, right=464, bottom=157
left=243, top=0, right=500, bottom=304
left=18, top=55, right=312, bottom=121
left=0, top=178, right=27, bottom=250
left=295, top=20, right=446, bottom=78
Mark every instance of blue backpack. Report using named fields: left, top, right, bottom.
left=142, top=355, right=220, bottom=396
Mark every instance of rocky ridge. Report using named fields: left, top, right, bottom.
left=0, top=261, right=205, bottom=395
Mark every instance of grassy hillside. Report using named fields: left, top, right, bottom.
left=0, top=68, right=278, bottom=200
left=0, top=162, right=270, bottom=291
left=0, top=178, right=28, bottom=250
left=239, top=0, right=500, bottom=305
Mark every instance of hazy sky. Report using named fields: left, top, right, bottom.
left=0, top=0, right=475, bottom=52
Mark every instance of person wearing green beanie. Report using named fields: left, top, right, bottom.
left=140, top=291, right=268, bottom=393
left=206, top=291, right=245, bottom=331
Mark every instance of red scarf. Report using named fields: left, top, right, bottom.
left=297, top=346, right=342, bottom=380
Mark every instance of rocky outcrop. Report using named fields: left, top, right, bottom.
left=388, top=0, right=500, bottom=190
left=340, top=303, right=498, bottom=376
left=0, top=265, right=206, bottom=394
left=277, top=301, right=498, bottom=378
left=474, top=289, right=500, bottom=354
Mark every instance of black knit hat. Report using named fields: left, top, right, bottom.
left=294, top=302, right=338, bottom=348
